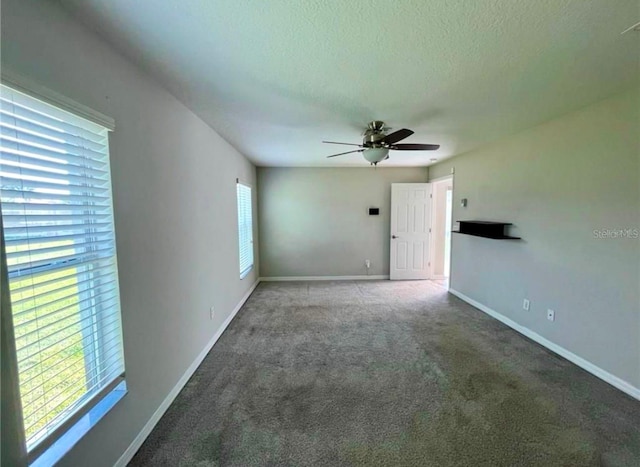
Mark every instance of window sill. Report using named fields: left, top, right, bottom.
left=240, top=265, right=253, bottom=280
left=31, top=380, right=127, bottom=467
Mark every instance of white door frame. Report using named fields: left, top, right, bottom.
left=428, top=175, right=454, bottom=280
left=390, top=183, right=432, bottom=280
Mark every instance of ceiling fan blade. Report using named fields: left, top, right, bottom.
left=322, top=141, right=362, bottom=147
left=382, top=128, right=414, bottom=145
left=326, top=149, right=365, bottom=158
left=389, top=143, right=440, bottom=151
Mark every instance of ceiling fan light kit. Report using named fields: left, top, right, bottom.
left=323, top=121, right=440, bottom=165
left=364, top=147, right=389, bottom=163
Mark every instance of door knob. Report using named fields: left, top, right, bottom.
left=392, top=235, right=399, bottom=239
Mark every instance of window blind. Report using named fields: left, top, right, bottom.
left=236, top=182, right=253, bottom=279
left=0, top=84, right=125, bottom=459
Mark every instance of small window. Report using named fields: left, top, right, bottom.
left=0, top=83, right=126, bottom=464
left=236, top=181, right=253, bottom=279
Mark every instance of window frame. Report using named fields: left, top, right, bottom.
left=0, top=75, right=126, bottom=466
left=236, top=180, right=254, bottom=280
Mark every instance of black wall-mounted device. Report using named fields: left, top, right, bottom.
left=368, top=208, right=380, bottom=216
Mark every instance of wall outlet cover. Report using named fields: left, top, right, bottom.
left=547, top=309, right=555, bottom=321
left=523, top=299, right=530, bottom=311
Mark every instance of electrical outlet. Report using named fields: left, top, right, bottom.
left=365, top=259, right=371, bottom=268
left=523, top=299, right=530, bottom=311
left=547, top=309, right=555, bottom=322
left=209, top=306, right=215, bottom=320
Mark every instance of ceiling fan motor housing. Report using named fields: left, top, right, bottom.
left=368, top=120, right=386, bottom=131
left=363, top=132, right=386, bottom=147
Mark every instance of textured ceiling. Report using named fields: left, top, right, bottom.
left=60, top=0, right=639, bottom=167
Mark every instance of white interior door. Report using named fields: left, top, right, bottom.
left=390, top=183, right=432, bottom=280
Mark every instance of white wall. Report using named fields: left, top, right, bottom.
left=1, top=0, right=259, bottom=465
left=429, top=87, right=640, bottom=391
left=258, top=167, right=427, bottom=277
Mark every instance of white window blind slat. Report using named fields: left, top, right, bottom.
left=1, top=202, right=111, bottom=213
left=23, top=356, right=124, bottom=418
left=15, top=292, right=120, bottom=363
left=1, top=152, right=110, bottom=179
left=8, top=258, right=116, bottom=293
left=12, top=276, right=117, bottom=313
left=1, top=144, right=109, bottom=170
left=236, top=182, right=253, bottom=279
left=15, top=291, right=119, bottom=341
left=15, top=283, right=118, bottom=334
left=0, top=101, right=109, bottom=144
left=0, top=110, right=108, bottom=153
left=0, top=89, right=109, bottom=134
left=5, top=213, right=112, bottom=224
left=0, top=156, right=107, bottom=185
left=0, top=162, right=109, bottom=186
left=7, top=239, right=115, bottom=264
left=0, top=173, right=110, bottom=196
left=23, top=351, right=124, bottom=412
left=19, top=322, right=123, bottom=377
left=0, top=113, right=108, bottom=149
left=8, top=250, right=114, bottom=275
left=0, top=83, right=125, bottom=457
left=0, top=189, right=109, bottom=205
left=20, top=333, right=124, bottom=390
left=1, top=132, right=107, bottom=161
left=8, top=257, right=116, bottom=290
left=5, top=222, right=114, bottom=238
left=0, top=107, right=108, bottom=146
left=9, top=251, right=115, bottom=275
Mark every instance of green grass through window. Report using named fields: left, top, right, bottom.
left=7, top=240, right=87, bottom=443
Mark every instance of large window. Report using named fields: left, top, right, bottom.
left=0, top=82, right=125, bottom=463
left=236, top=181, right=253, bottom=279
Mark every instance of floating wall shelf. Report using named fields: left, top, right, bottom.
left=453, top=220, right=521, bottom=240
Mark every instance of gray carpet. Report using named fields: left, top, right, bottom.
left=130, top=280, right=640, bottom=466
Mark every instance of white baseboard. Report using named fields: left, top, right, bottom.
left=114, top=279, right=261, bottom=467
left=449, top=288, right=640, bottom=401
left=260, top=275, right=389, bottom=281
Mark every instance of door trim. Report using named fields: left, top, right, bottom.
left=429, top=176, right=454, bottom=280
